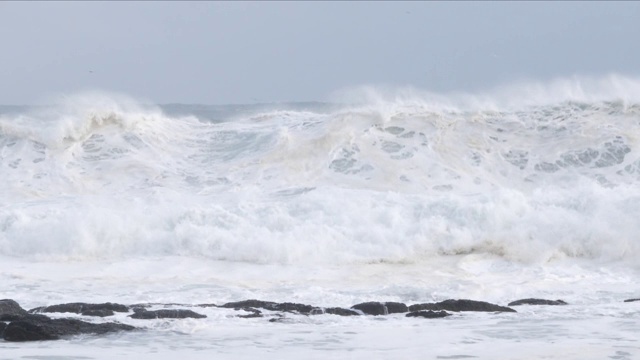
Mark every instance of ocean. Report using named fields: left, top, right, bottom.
left=1, top=78, right=639, bottom=359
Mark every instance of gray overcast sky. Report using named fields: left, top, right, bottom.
left=1, top=1, right=639, bottom=105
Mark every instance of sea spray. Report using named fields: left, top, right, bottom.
left=1, top=78, right=640, bottom=267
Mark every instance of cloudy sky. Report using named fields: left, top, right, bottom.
left=1, top=1, right=639, bottom=105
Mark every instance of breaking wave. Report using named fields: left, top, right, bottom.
left=1, top=76, right=640, bottom=265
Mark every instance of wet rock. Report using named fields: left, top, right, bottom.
left=31, top=302, right=129, bottom=315
left=196, top=303, right=219, bottom=308
left=221, top=300, right=315, bottom=314
left=409, top=299, right=516, bottom=313
left=3, top=316, right=135, bottom=342
left=384, top=302, right=409, bottom=314
left=268, top=314, right=288, bottom=323
left=351, top=302, right=386, bottom=315
left=130, top=306, right=147, bottom=314
left=4, top=318, right=57, bottom=341
left=406, top=310, right=451, bottom=318
left=0, top=299, right=28, bottom=321
left=323, top=307, right=360, bottom=316
left=237, top=308, right=263, bottom=318
left=271, top=302, right=315, bottom=314
left=0, top=321, right=6, bottom=337
left=130, top=302, right=189, bottom=309
left=81, top=309, right=115, bottom=317
left=128, top=309, right=206, bottom=319
left=508, top=298, right=568, bottom=306
left=238, top=313, right=263, bottom=319
left=351, top=302, right=408, bottom=315
left=310, top=308, right=325, bottom=315
left=220, top=300, right=277, bottom=309
left=15, top=314, right=50, bottom=322
left=624, top=298, right=640, bottom=303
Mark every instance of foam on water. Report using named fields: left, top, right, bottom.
left=2, top=79, right=640, bottom=267
left=1, top=77, right=640, bottom=358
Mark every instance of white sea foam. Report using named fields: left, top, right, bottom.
left=2, top=81, right=640, bottom=357
left=2, top=79, right=640, bottom=267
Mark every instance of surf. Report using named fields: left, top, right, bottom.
left=1, top=76, right=639, bottom=266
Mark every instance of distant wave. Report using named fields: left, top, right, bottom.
left=330, top=73, right=640, bottom=111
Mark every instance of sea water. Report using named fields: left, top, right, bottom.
left=1, top=76, right=639, bottom=359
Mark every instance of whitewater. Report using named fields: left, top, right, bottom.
left=1, top=76, right=639, bottom=359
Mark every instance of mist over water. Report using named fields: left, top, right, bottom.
left=1, top=76, right=640, bottom=267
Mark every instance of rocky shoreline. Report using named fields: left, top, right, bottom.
left=1, top=297, right=637, bottom=342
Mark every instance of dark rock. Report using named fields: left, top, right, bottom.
left=268, top=314, right=288, bottom=323
left=31, top=302, right=129, bottom=315
left=324, top=307, right=360, bottom=316
left=237, top=308, right=263, bottom=318
left=508, top=298, right=568, bottom=306
left=384, top=302, right=409, bottom=314
left=238, top=313, right=262, bottom=319
left=271, top=302, right=315, bottom=314
left=128, top=309, right=206, bottom=319
left=0, top=299, right=28, bottom=321
left=3, top=316, right=135, bottom=342
left=0, top=321, right=6, bottom=337
left=81, top=309, right=115, bottom=317
left=0, top=314, right=26, bottom=322
left=129, top=302, right=189, bottom=308
left=131, top=307, right=147, bottom=314
left=16, top=314, right=50, bottom=322
left=406, top=310, right=451, bottom=318
left=624, top=298, right=640, bottom=303
left=351, top=302, right=387, bottom=315
left=310, top=308, right=325, bottom=315
left=409, top=299, right=516, bottom=313
left=351, top=302, right=408, bottom=315
left=220, top=300, right=277, bottom=309
left=196, top=303, right=219, bottom=308
left=221, top=300, right=315, bottom=314
left=4, top=319, right=57, bottom=341
left=127, top=303, right=152, bottom=310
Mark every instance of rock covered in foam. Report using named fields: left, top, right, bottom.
left=409, top=299, right=516, bottom=313
left=508, top=298, right=568, bottom=306
left=237, top=308, right=263, bottom=318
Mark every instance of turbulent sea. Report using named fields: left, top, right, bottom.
left=1, top=77, right=640, bottom=359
